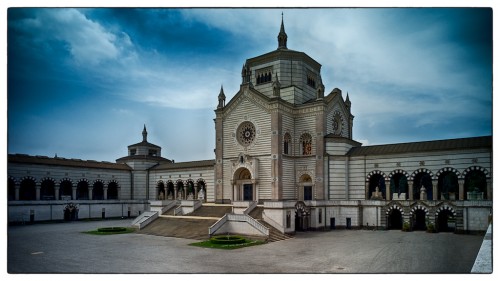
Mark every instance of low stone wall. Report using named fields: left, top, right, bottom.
left=8, top=200, right=148, bottom=223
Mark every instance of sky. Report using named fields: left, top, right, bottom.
left=6, top=7, right=493, bottom=162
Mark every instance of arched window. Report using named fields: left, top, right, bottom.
left=8, top=178, right=16, bottom=201
left=390, top=173, right=408, bottom=200
left=413, top=172, right=433, bottom=200
left=76, top=181, right=89, bottom=200
left=438, top=172, right=458, bottom=200
left=166, top=182, right=175, bottom=199
left=283, top=133, right=291, bottom=155
left=464, top=170, right=487, bottom=200
left=20, top=178, right=36, bottom=201
left=41, top=179, right=56, bottom=200
left=108, top=182, right=119, bottom=200
left=59, top=180, right=73, bottom=200
left=299, top=133, right=312, bottom=155
left=92, top=181, right=104, bottom=200
left=368, top=173, right=386, bottom=200
left=157, top=182, right=165, bottom=200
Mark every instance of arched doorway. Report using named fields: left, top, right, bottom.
left=437, top=210, right=455, bottom=232
left=438, top=171, right=458, bottom=200
left=234, top=168, right=254, bottom=201
left=413, top=209, right=427, bottom=231
left=387, top=209, right=403, bottom=230
left=295, top=201, right=310, bottom=231
left=299, top=174, right=314, bottom=201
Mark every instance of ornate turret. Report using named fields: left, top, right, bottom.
left=217, top=85, right=226, bottom=109
left=345, top=92, right=351, bottom=109
left=277, top=13, right=288, bottom=50
left=272, top=73, right=281, bottom=97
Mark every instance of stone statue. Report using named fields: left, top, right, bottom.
left=159, top=191, right=165, bottom=200
left=420, top=186, right=427, bottom=200
left=198, top=189, right=205, bottom=200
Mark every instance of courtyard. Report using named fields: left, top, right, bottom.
left=7, top=218, right=485, bottom=274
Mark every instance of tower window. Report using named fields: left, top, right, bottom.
left=130, top=149, right=136, bottom=156
left=148, top=149, right=158, bottom=156
left=284, top=133, right=291, bottom=155
left=307, top=75, right=316, bottom=88
left=256, top=67, right=273, bottom=85
left=299, top=133, right=312, bottom=155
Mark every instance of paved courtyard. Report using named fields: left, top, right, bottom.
left=8, top=218, right=484, bottom=274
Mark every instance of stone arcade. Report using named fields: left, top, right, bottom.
left=8, top=17, right=492, bottom=236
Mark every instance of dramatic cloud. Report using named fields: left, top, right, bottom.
left=7, top=8, right=492, bottom=161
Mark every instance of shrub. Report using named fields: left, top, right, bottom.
left=97, top=227, right=127, bottom=233
left=209, top=235, right=246, bottom=245
left=426, top=223, right=436, bottom=233
left=402, top=221, right=411, bottom=232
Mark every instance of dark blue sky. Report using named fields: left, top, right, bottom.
left=6, top=8, right=493, bottom=162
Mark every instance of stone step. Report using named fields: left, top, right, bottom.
left=138, top=217, right=217, bottom=240
left=258, top=220, right=293, bottom=242
left=248, top=206, right=264, bottom=220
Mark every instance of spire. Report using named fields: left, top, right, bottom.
left=345, top=92, right=352, bottom=109
left=142, top=124, right=148, bottom=142
left=277, top=12, right=288, bottom=50
left=217, top=85, right=226, bottom=109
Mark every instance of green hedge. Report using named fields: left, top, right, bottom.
left=209, top=235, right=246, bottom=245
left=97, top=227, right=127, bottom=233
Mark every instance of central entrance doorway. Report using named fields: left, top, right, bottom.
left=243, top=184, right=253, bottom=201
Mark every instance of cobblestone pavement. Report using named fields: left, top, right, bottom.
left=7, top=219, right=484, bottom=274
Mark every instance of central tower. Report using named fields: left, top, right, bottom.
left=215, top=16, right=354, bottom=204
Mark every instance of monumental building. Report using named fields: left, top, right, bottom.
left=8, top=18, right=492, bottom=236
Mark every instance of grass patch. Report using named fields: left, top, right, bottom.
left=190, top=236, right=266, bottom=250
left=83, top=227, right=136, bottom=235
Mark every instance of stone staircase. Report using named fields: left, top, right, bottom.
left=138, top=203, right=293, bottom=242
left=248, top=206, right=293, bottom=242
left=138, top=217, right=216, bottom=240
left=189, top=205, right=233, bottom=217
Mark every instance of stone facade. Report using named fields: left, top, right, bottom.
left=8, top=18, right=492, bottom=234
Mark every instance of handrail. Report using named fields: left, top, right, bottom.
left=139, top=212, right=158, bottom=229
left=208, top=214, right=229, bottom=236
left=173, top=205, right=183, bottom=216
left=208, top=213, right=269, bottom=236
left=228, top=214, right=269, bottom=236
left=243, top=201, right=257, bottom=215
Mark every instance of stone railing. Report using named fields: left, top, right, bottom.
left=131, top=211, right=158, bottom=229
left=208, top=213, right=269, bottom=237
left=244, top=201, right=258, bottom=215
left=208, top=215, right=229, bottom=236
left=174, top=200, right=202, bottom=216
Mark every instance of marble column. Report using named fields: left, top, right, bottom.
left=458, top=179, right=465, bottom=200
left=15, top=183, right=20, bottom=201
left=35, top=183, right=41, bottom=201
left=104, top=185, right=108, bottom=200
left=89, top=187, right=93, bottom=200
left=432, top=179, right=438, bottom=200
